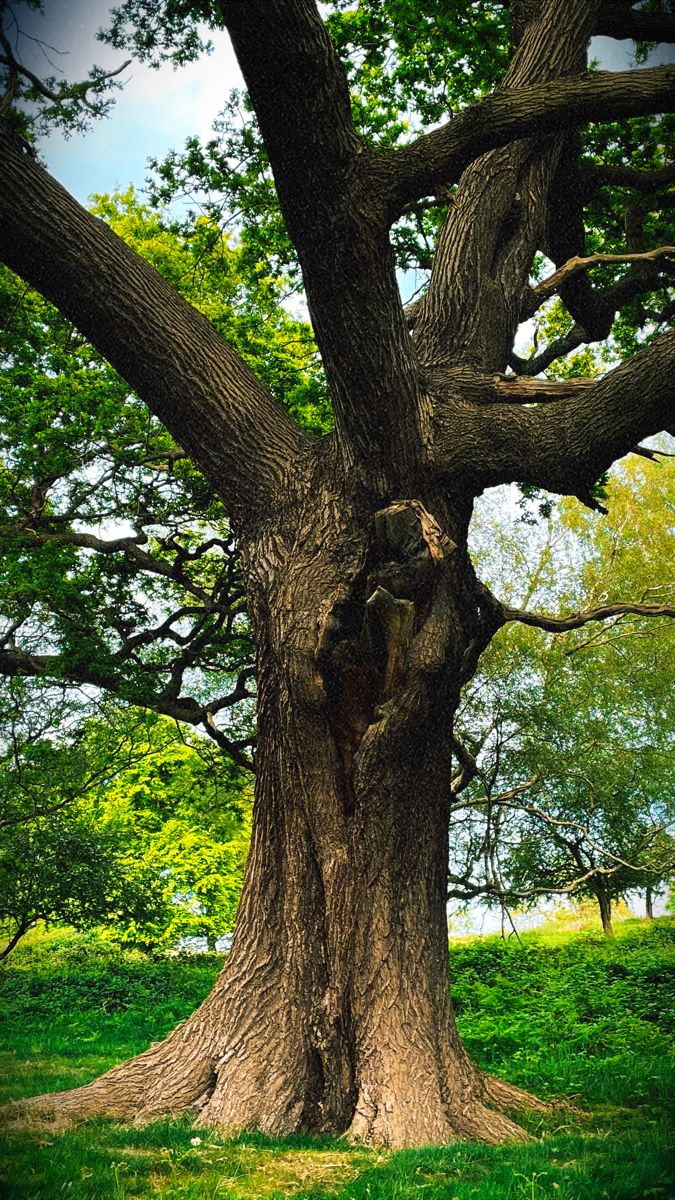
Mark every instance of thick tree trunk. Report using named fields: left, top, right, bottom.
left=8, top=492, right=539, bottom=1146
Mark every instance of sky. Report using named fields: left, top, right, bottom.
left=8, top=0, right=243, bottom=200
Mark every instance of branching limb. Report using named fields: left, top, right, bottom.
left=501, top=600, right=675, bottom=635
left=220, top=0, right=428, bottom=483
left=526, top=245, right=675, bottom=312
left=436, top=326, right=675, bottom=495
left=497, top=0, right=675, bottom=43
left=0, top=525, right=217, bottom=603
left=596, top=3, right=675, bottom=43
left=0, top=27, right=131, bottom=116
left=0, top=121, right=307, bottom=527
left=0, top=646, right=255, bottom=770
left=582, top=162, right=675, bottom=194
left=451, top=775, right=541, bottom=813
left=514, top=257, right=675, bottom=374
left=450, top=733, right=480, bottom=797
left=382, top=66, right=675, bottom=215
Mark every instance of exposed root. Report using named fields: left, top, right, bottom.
left=0, top=1018, right=217, bottom=1134
left=458, top=1101, right=533, bottom=1145
left=483, top=1074, right=553, bottom=1116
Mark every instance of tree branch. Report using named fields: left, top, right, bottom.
left=450, top=733, right=480, bottom=797
left=501, top=599, right=675, bottom=635
left=596, top=3, right=675, bottom=43
left=0, top=120, right=307, bottom=529
left=513, top=248, right=674, bottom=373
left=0, top=646, right=254, bottom=770
left=436, top=327, right=675, bottom=495
left=0, top=525, right=217, bottom=602
left=495, top=0, right=675, bottom=45
left=491, top=376, right=598, bottom=403
left=582, top=161, right=675, bottom=195
left=527, top=246, right=675, bottom=311
left=0, top=26, right=131, bottom=116
left=220, top=0, right=429, bottom=485
left=383, top=66, right=675, bottom=215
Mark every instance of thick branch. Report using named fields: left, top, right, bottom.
left=0, top=121, right=307, bottom=529
left=496, top=0, right=675, bottom=44
left=436, top=327, right=675, bottom=494
left=220, top=0, right=428, bottom=486
left=596, top=3, right=675, bottom=43
left=582, top=161, right=675, bottom=194
left=383, top=67, right=675, bottom=213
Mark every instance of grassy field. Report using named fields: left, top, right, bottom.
left=0, top=918, right=673, bottom=1199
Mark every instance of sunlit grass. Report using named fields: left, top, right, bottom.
left=2, top=1116, right=673, bottom=1200
left=1, top=918, right=673, bottom=1198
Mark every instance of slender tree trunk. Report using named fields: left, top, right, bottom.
left=645, top=886, right=654, bottom=920
left=595, top=886, right=614, bottom=938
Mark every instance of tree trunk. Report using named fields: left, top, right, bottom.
left=645, top=886, right=654, bottom=920
left=595, top=886, right=614, bottom=938
left=11, top=491, right=539, bottom=1146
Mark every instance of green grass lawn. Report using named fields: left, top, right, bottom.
left=1, top=919, right=673, bottom=1199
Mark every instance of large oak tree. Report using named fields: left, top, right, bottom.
left=1, top=0, right=674, bottom=1148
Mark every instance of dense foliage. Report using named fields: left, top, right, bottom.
left=0, top=709, right=250, bottom=956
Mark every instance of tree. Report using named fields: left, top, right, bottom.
left=0, top=706, right=166, bottom=958
left=1, top=0, right=674, bottom=1147
left=448, top=461, right=675, bottom=937
left=90, top=712, right=252, bottom=951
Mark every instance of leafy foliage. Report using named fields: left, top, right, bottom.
left=453, top=459, right=675, bottom=925
left=0, top=186, right=332, bottom=765
left=0, top=709, right=251, bottom=956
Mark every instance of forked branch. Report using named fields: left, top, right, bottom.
left=437, top=328, right=675, bottom=494
left=527, top=245, right=675, bottom=312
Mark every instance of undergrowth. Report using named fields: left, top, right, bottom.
left=1, top=919, right=673, bottom=1199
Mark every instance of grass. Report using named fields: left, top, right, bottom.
left=0, top=919, right=673, bottom=1199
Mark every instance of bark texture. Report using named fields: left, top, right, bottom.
left=1, top=0, right=673, bottom=1149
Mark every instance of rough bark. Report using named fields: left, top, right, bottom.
left=1, top=0, right=673, bottom=1150
left=7, top=484, right=532, bottom=1145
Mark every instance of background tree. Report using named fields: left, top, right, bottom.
left=0, top=702, right=251, bottom=955
left=0, top=0, right=674, bottom=1148
left=0, top=699, right=166, bottom=959
left=450, top=459, right=675, bottom=936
